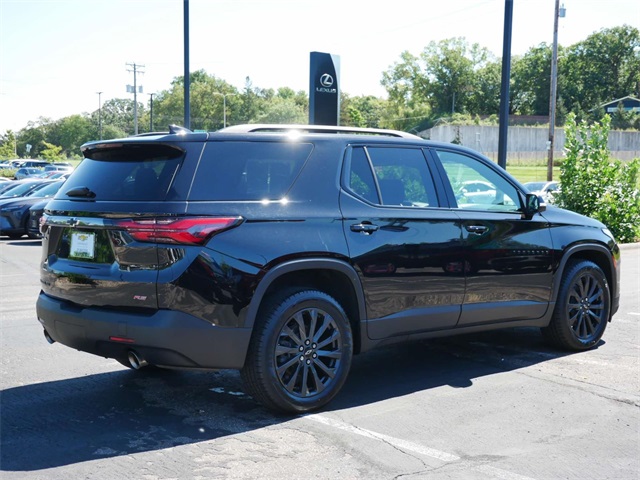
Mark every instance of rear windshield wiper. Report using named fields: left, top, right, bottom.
left=65, top=186, right=96, bottom=198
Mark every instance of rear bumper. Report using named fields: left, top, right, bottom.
left=36, top=292, right=252, bottom=369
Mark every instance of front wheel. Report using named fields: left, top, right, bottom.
left=241, top=290, right=353, bottom=413
left=542, top=260, right=611, bottom=350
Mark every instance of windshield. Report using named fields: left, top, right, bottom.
left=60, top=143, right=184, bottom=201
left=524, top=182, right=546, bottom=191
left=0, top=181, right=42, bottom=197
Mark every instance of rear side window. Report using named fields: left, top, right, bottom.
left=190, top=141, right=313, bottom=201
left=345, top=146, right=439, bottom=207
left=57, top=144, right=184, bottom=201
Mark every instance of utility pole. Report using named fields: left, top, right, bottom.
left=149, top=93, right=155, bottom=132
left=126, top=63, right=145, bottom=135
left=96, top=91, right=103, bottom=140
left=547, top=1, right=565, bottom=181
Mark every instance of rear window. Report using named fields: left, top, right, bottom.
left=189, top=141, right=313, bottom=201
left=57, top=144, right=184, bottom=201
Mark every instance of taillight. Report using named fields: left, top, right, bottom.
left=114, top=217, right=242, bottom=245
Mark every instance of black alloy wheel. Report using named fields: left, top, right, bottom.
left=542, top=259, right=610, bottom=350
left=241, top=289, right=353, bottom=413
left=274, top=304, right=343, bottom=398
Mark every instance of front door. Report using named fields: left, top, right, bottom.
left=433, top=149, right=554, bottom=326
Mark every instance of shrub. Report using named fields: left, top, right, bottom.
left=555, top=114, right=640, bottom=243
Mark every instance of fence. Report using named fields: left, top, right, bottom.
left=421, top=125, right=640, bottom=162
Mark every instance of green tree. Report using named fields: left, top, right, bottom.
left=0, top=130, right=17, bottom=159
left=16, top=117, right=53, bottom=158
left=256, top=97, right=307, bottom=124
left=420, top=38, right=491, bottom=115
left=95, top=98, right=144, bottom=135
left=341, top=94, right=387, bottom=129
left=382, top=38, right=496, bottom=128
left=48, top=114, right=94, bottom=157
left=40, top=141, right=63, bottom=161
left=555, top=114, right=640, bottom=242
left=511, top=44, right=554, bottom=115
left=152, top=70, right=239, bottom=131
left=562, top=25, right=640, bottom=115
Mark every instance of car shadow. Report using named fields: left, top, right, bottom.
left=1, top=328, right=593, bottom=472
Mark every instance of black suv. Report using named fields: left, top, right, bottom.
left=36, top=124, right=620, bottom=413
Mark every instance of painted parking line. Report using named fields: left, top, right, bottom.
left=628, top=312, right=640, bottom=316
left=305, top=414, right=537, bottom=480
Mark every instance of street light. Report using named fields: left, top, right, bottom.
left=213, top=92, right=237, bottom=128
left=96, top=91, right=103, bottom=140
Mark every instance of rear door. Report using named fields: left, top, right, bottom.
left=340, top=145, right=465, bottom=340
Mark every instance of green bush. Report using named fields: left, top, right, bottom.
left=1, top=168, right=16, bottom=179
left=555, top=114, right=640, bottom=243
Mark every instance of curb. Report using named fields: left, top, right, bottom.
left=619, top=242, right=640, bottom=251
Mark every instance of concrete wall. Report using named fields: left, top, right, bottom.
left=422, top=125, right=640, bottom=161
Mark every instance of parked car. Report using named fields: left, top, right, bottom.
left=36, top=124, right=620, bottom=413
left=14, top=167, right=43, bottom=180
left=17, top=160, right=49, bottom=168
left=27, top=199, right=49, bottom=238
left=44, top=165, right=74, bottom=174
left=0, top=180, right=65, bottom=239
left=0, top=177, right=11, bottom=182
left=524, top=181, right=560, bottom=203
left=0, top=178, right=51, bottom=198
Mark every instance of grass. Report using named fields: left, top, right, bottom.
left=504, top=165, right=561, bottom=184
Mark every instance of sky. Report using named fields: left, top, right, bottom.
left=1, top=0, right=638, bottom=133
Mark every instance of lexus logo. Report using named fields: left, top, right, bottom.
left=320, top=74, right=334, bottom=88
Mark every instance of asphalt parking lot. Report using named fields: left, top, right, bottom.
left=1, top=239, right=638, bottom=480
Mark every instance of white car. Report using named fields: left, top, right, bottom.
left=524, top=181, right=560, bottom=203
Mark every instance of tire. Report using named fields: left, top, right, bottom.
left=241, top=289, right=353, bottom=414
left=542, top=260, right=610, bottom=351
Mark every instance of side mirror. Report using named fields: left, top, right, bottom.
left=524, top=193, right=546, bottom=216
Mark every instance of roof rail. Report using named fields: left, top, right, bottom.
left=219, top=124, right=421, bottom=139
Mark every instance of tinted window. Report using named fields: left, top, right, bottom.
left=436, top=150, right=521, bottom=212
left=347, top=147, right=379, bottom=204
left=367, top=147, right=438, bottom=207
left=190, top=141, right=313, bottom=201
left=58, top=144, right=184, bottom=201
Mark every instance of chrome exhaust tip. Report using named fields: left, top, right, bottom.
left=127, top=350, right=148, bottom=370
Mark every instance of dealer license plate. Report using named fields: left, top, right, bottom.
left=69, top=231, right=96, bottom=259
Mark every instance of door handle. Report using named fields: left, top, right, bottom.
left=465, top=225, right=488, bottom=235
left=350, top=223, right=379, bottom=234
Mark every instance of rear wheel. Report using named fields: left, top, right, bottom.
left=542, top=260, right=610, bottom=350
left=241, top=289, right=353, bottom=413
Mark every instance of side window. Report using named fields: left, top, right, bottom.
left=190, top=142, right=313, bottom=201
left=436, top=150, right=521, bottom=212
left=368, top=147, right=438, bottom=207
left=345, top=146, right=438, bottom=207
left=348, top=147, right=379, bottom=204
